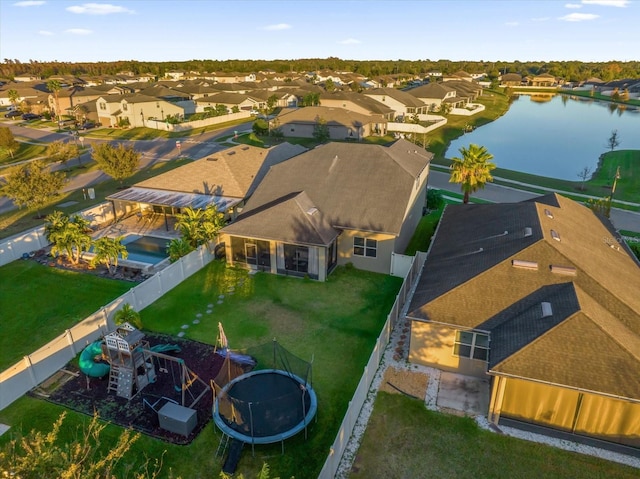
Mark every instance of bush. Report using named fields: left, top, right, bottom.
left=426, top=189, right=445, bottom=211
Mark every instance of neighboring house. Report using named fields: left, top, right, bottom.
left=247, top=90, right=299, bottom=109
left=320, top=91, right=396, bottom=120
left=47, top=86, right=105, bottom=119
left=273, top=106, right=388, bottom=140
left=364, top=87, right=429, bottom=119
left=407, top=83, right=464, bottom=111
left=443, top=71, right=474, bottom=82
left=13, top=74, right=42, bottom=82
left=214, top=72, right=257, bottom=83
left=529, top=73, right=556, bottom=87
left=500, top=73, right=523, bottom=86
left=194, top=93, right=258, bottom=113
left=407, top=193, right=640, bottom=449
left=95, top=94, right=185, bottom=127
left=220, top=139, right=432, bottom=280
left=444, top=80, right=484, bottom=102
left=107, top=142, right=307, bottom=224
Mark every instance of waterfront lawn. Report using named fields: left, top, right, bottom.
left=0, top=261, right=402, bottom=479
left=351, top=392, right=639, bottom=479
left=0, top=260, right=132, bottom=370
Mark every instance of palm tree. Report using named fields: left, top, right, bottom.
left=46, top=79, right=62, bottom=125
left=113, top=303, right=142, bottom=329
left=449, top=144, right=496, bottom=204
left=174, top=207, right=204, bottom=248
left=7, top=89, right=20, bottom=112
left=91, top=236, right=128, bottom=274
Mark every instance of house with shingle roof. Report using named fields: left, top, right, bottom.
left=220, top=139, right=432, bottom=280
left=320, top=91, right=395, bottom=120
left=95, top=94, right=187, bottom=127
left=106, top=142, right=307, bottom=225
left=194, top=92, right=259, bottom=113
left=407, top=82, right=465, bottom=112
left=364, top=87, right=429, bottom=119
left=273, top=106, right=388, bottom=140
left=407, top=193, right=640, bottom=448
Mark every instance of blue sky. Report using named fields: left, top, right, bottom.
left=1, top=0, right=638, bottom=63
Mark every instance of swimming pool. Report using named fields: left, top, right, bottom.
left=121, top=235, right=170, bottom=265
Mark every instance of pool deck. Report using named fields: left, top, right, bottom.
left=93, top=213, right=181, bottom=241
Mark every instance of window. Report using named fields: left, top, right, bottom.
left=453, top=331, right=488, bottom=361
left=353, top=237, right=377, bottom=258
left=99, top=102, right=106, bottom=110
left=122, top=102, right=128, bottom=111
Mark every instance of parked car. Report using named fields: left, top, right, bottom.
left=21, top=113, right=42, bottom=121
left=5, top=110, right=22, bottom=118
left=79, top=121, right=96, bottom=130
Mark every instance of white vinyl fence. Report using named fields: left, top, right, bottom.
left=0, top=202, right=116, bottom=267
left=317, top=251, right=426, bottom=479
left=0, top=244, right=216, bottom=411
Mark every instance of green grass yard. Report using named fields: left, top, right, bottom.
left=351, top=392, right=639, bottom=479
left=0, top=261, right=403, bottom=479
left=0, top=260, right=132, bottom=369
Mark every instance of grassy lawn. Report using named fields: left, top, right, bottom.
left=0, top=260, right=132, bottom=369
left=404, top=208, right=443, bottom=255
left=0, top=157, right=191, bottom=240
left=0, top=142, right=49, bottom=167
left=351, top=392, right=639, bottom=479
left=0, top=261, right=403, bottom=479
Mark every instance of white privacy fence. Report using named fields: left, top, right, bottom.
left=317, top=251, right=426, bottom=479
left=0, top=244, right=216, bottom=411
left=0, top=202, right=116, bottom=267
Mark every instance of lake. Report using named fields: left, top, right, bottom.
left=446, top=93, right=640, bottom=181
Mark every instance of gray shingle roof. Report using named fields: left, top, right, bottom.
left=228, top=139, right=432, bottom=237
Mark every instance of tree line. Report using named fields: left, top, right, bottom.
left=2, top=58, right=640, bottom=83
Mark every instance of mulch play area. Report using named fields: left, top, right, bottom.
left=30, top=333, right=232, bottom=445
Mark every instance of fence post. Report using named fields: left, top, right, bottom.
left=65, top=329, right=77, bottom=356
left=24, top=356, right=38, bottom=387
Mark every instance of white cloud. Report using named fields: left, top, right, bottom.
left=505, top=21, right=519, bottom=26
left=38, top=30, right=54, bottom=35
left=67, top=3, right=134, bottom=15
left=339, top=38, right=361, bottom=45
left=565, top=3, right=582, bottom=8
left=65, top=28, right=92, bottom=35
left=582, top=0, right=628, bottom=6
left=559, top=12, right=600, bottom=21
left=13, top=1, right=45, bottom=6
left=263, top=23, right=291, bottom=31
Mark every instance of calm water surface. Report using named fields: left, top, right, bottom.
left=447, top=93, right=640, bottom=180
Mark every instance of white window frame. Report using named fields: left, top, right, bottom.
left=353, top=236, right=377, bottom=258
left=453, top=330, right=489, bottom=361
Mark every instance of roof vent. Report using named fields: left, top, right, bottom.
left=512, top=259, right=538, bottom=270
left=550, top=230, right=561, bottom=242
left=227, top=151, right=236, bottom=156
left=541, top=302, right=553, bottom=318
left=544, top=209, right=554, bottom=219
left=207, top=157, right=219, bottom=161
left=306, top=207, right=318, bottom=216
left=550, top=265, right=577, bottom=276
left=241, top=146, right=249, bottom=151
left=524, top=227, right=532, bottom=237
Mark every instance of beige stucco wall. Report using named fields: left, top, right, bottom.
left=337, top=230, right=396, bottom=275
left=395, top=170, right=429, bottom=254
left=409, top=320, right=488, bottom=378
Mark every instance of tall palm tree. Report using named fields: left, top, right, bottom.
left=449, top=144, right=496, bottom=204
left=46, top=79, right=62, bottom=125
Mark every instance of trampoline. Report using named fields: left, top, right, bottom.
left=212, top=340, right=317, bottom=450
